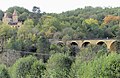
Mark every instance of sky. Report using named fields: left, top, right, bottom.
left=0, top=0, right=120, bottom=13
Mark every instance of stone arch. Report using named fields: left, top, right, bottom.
left=82, top=42, right=90, bottom=47
left=96, top=41, right=107, bottom=50
left=110, top=41, right=120, bottom=51
left=70, top=42, right=78, bottom=46
left=97, top=41, right=107, bottom=47
left=70, top=41, right=79, bottom=56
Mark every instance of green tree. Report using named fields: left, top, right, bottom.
left=18, top=12, right=28, bottom=22
left=0, top=64, right=10, bottom=78
left=6, top=6, right=29, bottom=15
left=29, top=6, right=41, bottom=25
left=0, top=10, right=4, bottom=20
left=116, top=27, right=120, bottom=53
left=91, top=53, right=120, bottom=78
left=62, top=27, right=75, bottom=39
left=32, top=6, right=40, bottom=14
left=53, top=32, right=62, bottom=40
left=0, top=24, right=15, bottom=51
left=62, top=34, right=71, bottom=44
left=82, top=18, right=100, bottom=39
left=17, top=19, right=35, bottom=51
left=6, top=6, right=30, bottom=22
left=36, top=36, right=50, bottom=62
left=44, top=53, right=73, bottom=78
left=0, top=24, right=14, bottom=40
left=30, top=60, right=46, bottom=78
left=50, top=44, right=70, bottom=54
left=70, top=53, right=120, bottom=78
left=10, top=56, right=37, bottom=78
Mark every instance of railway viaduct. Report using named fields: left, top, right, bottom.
left=54, top=39, right=119, bottom=51
left=0, top=39, right=119, bottom=51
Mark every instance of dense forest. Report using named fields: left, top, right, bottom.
left=0, top=6, right=120, bottom=78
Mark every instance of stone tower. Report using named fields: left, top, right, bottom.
left=2, top=12, right=10, bottom=24
left=12, top=9, right=18, bottom=23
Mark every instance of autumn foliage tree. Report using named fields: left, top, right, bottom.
left=103, top=15, right=120, bottom=24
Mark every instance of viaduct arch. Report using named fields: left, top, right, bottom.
left=56, top=39, right=119, bottom=51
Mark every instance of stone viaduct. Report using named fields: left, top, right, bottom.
left=54, top=39, right=119, bottom=51
left=0, top=39, right=119, bottom=52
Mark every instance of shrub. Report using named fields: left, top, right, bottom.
left=70, top=56, right=94, bottom=78
left=89, top=53, right=120, bottom=78
left=0, top=64, right=10, bottom=78
left=30, top=60, right=46, bottom=78
left=98, top=53, right=120, bottom=78
left=70, top=53, right=120, bottom=78
left=44, top=53, right=73, bottom=78
left=77, top=45, right=108, bottom=62
left=50, top=44, right=70, bottom=54
left=10, top=55, right=37, bottom=78
left=0, top=50, right=21, bottom=67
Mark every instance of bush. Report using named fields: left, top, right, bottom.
left=77, top=45, right=108, bottom=62
left=89, top=53, right=120, bottom=78
left=50, top=44, right=70, bottom=54
left=70, top=55, right=93, bottom=78
left=0, top=64, right=10, bottom=78
left=70, top=53, right=120, bottom=78
left=0, top=50, right=21, bottom=67
left=10, top=55, right=46, bottom=78
left=98, top=53, right=120, bottom=78
left=30, top=60, right=46, bottom=78
left=77, top=47, right=97, bottom=62
left=44, top=53, right=73, bottom=78
left=10, top=55, right=37, bottom=78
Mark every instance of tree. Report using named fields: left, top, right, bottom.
left=53, top=32, right=62, bottom=40
left=50, top=44, right=70, bottom=54
left=45, top=26, right=57, bottom=38
left=116, top=29, right=120, bottom=53
left=0, top=24, right=15, bottom=51
left=30, top=60, right=46, bottom=78
left=17, top=19, right=35, bottom=51
left=0, top=64, right=10, bottom=78
left=36, top=36, right=50, bottom=62
left=32, top=6, right=40, bottom=14
left=37, top=36, right=50, bottom=53
left=0, top=10, right=4, bottom=20
left=70, top=53, right=120, bottom=78
left=30, top=6, right=41, bottom=25
left=44, top=53, right=73, bottom=78
left=0, top=24, right=14, bottom=40
left=5, top=38, right=24, bottom=51
left=6, top=6, right=29, bottom=15
left=84, top=18, right=99, bottom=25
left=91, top=53, right=120, bottom=78
left=10, top=56, right=36, bottom=78
left=18, top=12, right=28, bottom=22
left=62, top=27, right=75, bottom=39
left=62, top=34, right=71, bottom=44
left=6, top=6, right=30, bottom=22
left=41, top=16, right=60, bottom=31
left=103, top=15, right=120, bottom=24
left=82, top=18, right=100, bottom=39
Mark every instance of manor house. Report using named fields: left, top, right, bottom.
left=2, top=9, right=22, bottom=27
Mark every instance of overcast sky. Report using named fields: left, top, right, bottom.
left=0, top=0, right=120, bottom=13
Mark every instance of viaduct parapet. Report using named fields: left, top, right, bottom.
left=53, top=39, right=119, bottom=51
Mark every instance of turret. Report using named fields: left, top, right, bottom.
left=12, top=9, right=18, bottom=23
left=2, top=12, right=10, bottom=24
left=3, top=12, right=8, bottom=18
